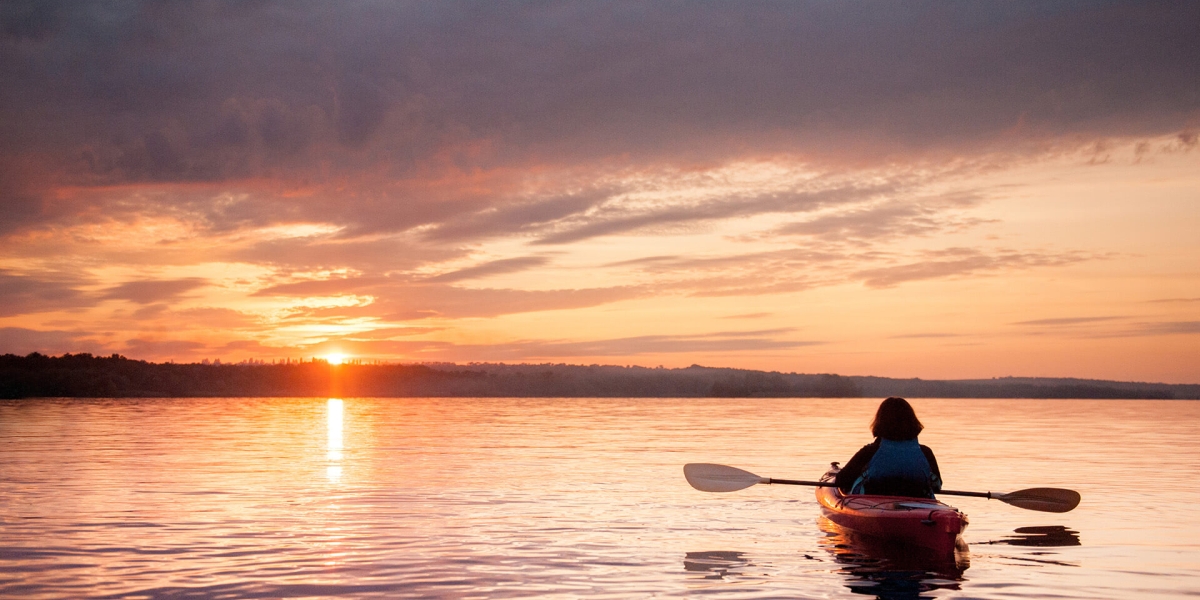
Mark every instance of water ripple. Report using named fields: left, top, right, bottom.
left=2, top=397, right=1199, bottom=598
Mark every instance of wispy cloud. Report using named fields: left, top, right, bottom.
left=101, top=278, right=208, bottom=304
left=1012, top=316, right=1126, bottom=326
left=445, top=330, right=821, bottom=360
left=534, top=184, right=896, bottom=245
left=890, top=333, right=966, bottom=339
left=855, top=248, right=1094, bottom=288
left=0, top=270, right=89, bottom=317
left=1118, top=321, right=1200, bottom=337
left=424, top=256, right=550, bottom=283
left=775, top=197, right=992, bottom=241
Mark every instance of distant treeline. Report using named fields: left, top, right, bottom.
left=1, top=353, right=1197, bottom=400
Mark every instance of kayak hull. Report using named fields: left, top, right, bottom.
left=816, top=468, right=968, bottom=554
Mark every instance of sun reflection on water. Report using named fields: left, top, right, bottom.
left=327, top=398, right=344, bottom=482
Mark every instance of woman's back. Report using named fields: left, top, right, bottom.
left=834, top=398, right=943, bottom=498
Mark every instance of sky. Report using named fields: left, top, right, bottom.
left=1, top=1, right=1198, bottom=382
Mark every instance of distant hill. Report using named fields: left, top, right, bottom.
left=1, top=353, right=1196, bottom=399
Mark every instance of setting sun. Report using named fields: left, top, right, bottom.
left=324, top=353, right=347, bottom=366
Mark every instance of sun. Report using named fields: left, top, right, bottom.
left=324, top=353, right=347, bottom=365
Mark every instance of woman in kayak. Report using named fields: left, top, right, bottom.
left=835, top=397, right=943, bottom=498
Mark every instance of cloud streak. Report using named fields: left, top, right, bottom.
left=855, top=248, right=1095, bottom=289
left=101, top=278, right=208, bottom=304
left=424, top=257, right=550, bottom=283
left=427, top=329, right=822, bottom=361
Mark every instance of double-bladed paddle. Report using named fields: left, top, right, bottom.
left=683, top=463, right=1081, bottom=513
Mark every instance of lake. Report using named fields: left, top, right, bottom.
left=2, top=397, right=1198, bottom=598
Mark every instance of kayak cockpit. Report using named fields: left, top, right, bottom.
left=817, top=465, right=968, bottom=553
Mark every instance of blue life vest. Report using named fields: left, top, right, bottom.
left=851, top=438, right=936, bottom=498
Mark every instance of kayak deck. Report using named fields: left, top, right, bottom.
left=816, top=466, right=968, bottom=554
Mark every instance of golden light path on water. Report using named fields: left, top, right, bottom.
left=327, top=398, right=344, bottom=482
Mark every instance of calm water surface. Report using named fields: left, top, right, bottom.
left=2, top=397, right=1199, bottom=598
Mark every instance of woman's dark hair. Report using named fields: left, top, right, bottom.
left=870, top=397, right=924, bottom=440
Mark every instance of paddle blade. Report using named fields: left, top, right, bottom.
left=684, top=463, right=769, bottom=493
left=995, top=487, right=1081, bottom=513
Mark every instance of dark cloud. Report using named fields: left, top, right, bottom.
left=2, top=1, right=1195, bottom=236
left=0, top=158, right=53, bottom=235
left=0, top=2, right=63, bottom=42
left=0, top=270, right=88, bottom=316
left=101, top=278, right=208, bottom=304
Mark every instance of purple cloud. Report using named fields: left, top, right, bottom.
left=0, top=270, right=88, bottom=316
left=1, top=2, right=1195, bottom=238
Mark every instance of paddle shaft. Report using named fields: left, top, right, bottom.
left=684, top=464, right=1080, bottom=512
left=764, top=477, right=992, bottom=499
left=767, top=478, right=832, bottom=487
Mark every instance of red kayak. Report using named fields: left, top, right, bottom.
left=815, top=466, right=968, bottom=554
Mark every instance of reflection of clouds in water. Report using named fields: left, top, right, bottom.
left=327, top=399, right=343, bottom=483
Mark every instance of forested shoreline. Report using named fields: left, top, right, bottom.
left=1, top=353, right=1196, bottom=399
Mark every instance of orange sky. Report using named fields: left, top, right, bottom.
left=1, top=3, right=1198, bottom=382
